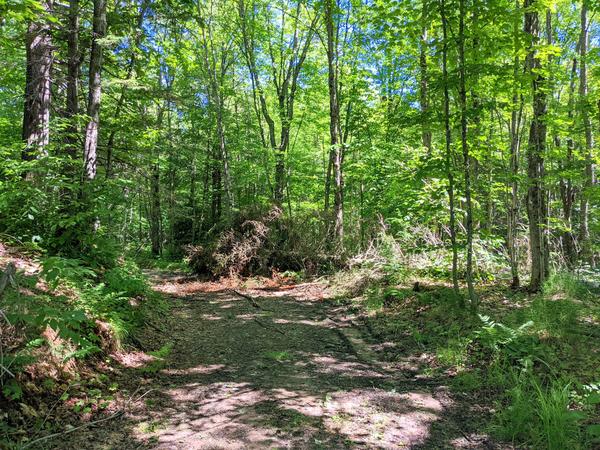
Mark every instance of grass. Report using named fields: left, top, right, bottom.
left=140, top=343, right=173, bottom=373
left=135, top=253, right=190, bottom=273
left=350, top=269, right=599, bottom=450
left=263, top=350, right=291, bottom=362
left=494, top=372, right=583, bottom=449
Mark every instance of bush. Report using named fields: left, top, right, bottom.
left=104, top=260, right=148, bottom=297
left=186, top=206, right=342, bottom=278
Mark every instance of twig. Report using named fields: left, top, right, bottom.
left=36, top=382, right=81, bottom=434
left=132, top=389, right=156, bottom=403
left=253, top=318, right=286, bottom=335
left=143, top=320, right=168, bottom=334
left=231, top=289, right=262, bottom=309
left=20, top=410, right=124, bottom=449
left=21, top=386, right=154, bottom=449
left=0, top=363, right=15, bottom=378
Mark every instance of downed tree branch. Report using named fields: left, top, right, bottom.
left=23, top=385, right=155, bottom=449
left=253, top=318, right=286, bottom=335
left=144, top=320, right=168, bottom=334
left=231, top=289, right=262, bottom=309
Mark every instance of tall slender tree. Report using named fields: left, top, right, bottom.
left=325, top=0, right=344, bottom=246
left=458, top=0, right=477, bottom=306
left=440, top=0, right=459, bottom=296
left=419, top=0, right=431, bottom=156
left=578, top=1, right=595, bottom=266
left=64, top=0, right=79, bottom=160
left=83, top=0, right=107, bottom=182
left=507, top=0, right=524, bottom=288
left=237, top=0, right=318, bottom=206
left=524, top=0, right=549, bottom=292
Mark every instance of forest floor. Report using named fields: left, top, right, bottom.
left=37, top=270, right=499, bottom=450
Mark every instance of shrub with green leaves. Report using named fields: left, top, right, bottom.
left=104, top=260, right=148, bottom=297
left=40, top=257, right=96, bottom=290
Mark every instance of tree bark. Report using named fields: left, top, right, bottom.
left=150, top=163, right=162, bottom=256
left=64, top=0, right=79, bottom=159
left=83, top=0, right=107, bottom=181
left=458, top=0, right=477, bottom=307
left=22, top=0, right=53, bottom=167
left=560, top=56, right=578, bottom=268
left=507, top=0, right=523, bottom=288
left=325, top=0, right=344, bottom=246
left=524, top=0, right=549, bottom=292
left=578, top=1, right=595, bottom=266
left=419, top=0, right=431, bottom=155
left=440, top=0, right=459, bottom=297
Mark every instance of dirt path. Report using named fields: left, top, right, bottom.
left=51, top=272, right=489, bottom=449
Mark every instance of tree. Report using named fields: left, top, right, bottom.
left=419, top=0, right=431, bottom=156
left=83, top=0, right=107, bottom=182
left=197, top=0, right=235, bottom=219
left=22, top=0, right=53, bottom=168
left=325, top=0, right=344, bottom=246
left=578, top=0, right=595, bottom=266
left=458, top=0, right=476, bottom=307
left=237, top=0, right=318, bottom=206
left=440, top=0, right=459, bottom=296
left=524, top=0, right=549, bottom=292
left=64, top=0, right=80, bottom=160
left=507, top=0, right=524, bottom=288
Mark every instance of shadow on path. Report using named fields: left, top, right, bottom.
left=50, top=272, right=491, bottom=449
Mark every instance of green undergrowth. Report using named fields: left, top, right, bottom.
left=135, top=252, right=191, bottom=273
left=349, top=269, right=600, bottom=449
left=139, top=343, right=174, bottom=373
left=0, top=255, right=167, bottom=403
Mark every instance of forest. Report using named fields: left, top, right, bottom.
left=0, top=0, right=599, bottom=448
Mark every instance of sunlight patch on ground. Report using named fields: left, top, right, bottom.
left=323, top=388, right=442, bottom=448
left=111, top=350, right=157, bottom=368
left=307, top=354, right=385, bottom=378
left=272, top=317, right=329, bottom=327
left=161, top=364, right=226, bottom=376
left=198, top=313, right=223, bottom=321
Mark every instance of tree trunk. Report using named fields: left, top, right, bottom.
left=440, top=0, right=459, bottom=297
left=22, top=0, right=53, bottom=167
left=215, top=94, right=233, bottom=211
left=325, top=0, right=344, bottom=247
left=561, top=56, right=578, bottom=268
left=64, top=0, right=79, bottom=159
left=211, top=139, right=222, bottom=224
left=578, top=2, right=595, bottom=266
left=83, top=0, right=107, bottom=181
left=508, top=105, right=521, bottom=288
left=507, top=0, right=523, bottom=288
left=458, top=0, right=477, bottom=307
left=524, top=0, right=549, bottom=292
left=150, top=163, right=162, bottom=256
left=419, top=0, right=431, bottom=155
left=106, top=1, right=148, bottom=179
left=190, top=153, right=198, bottom=242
